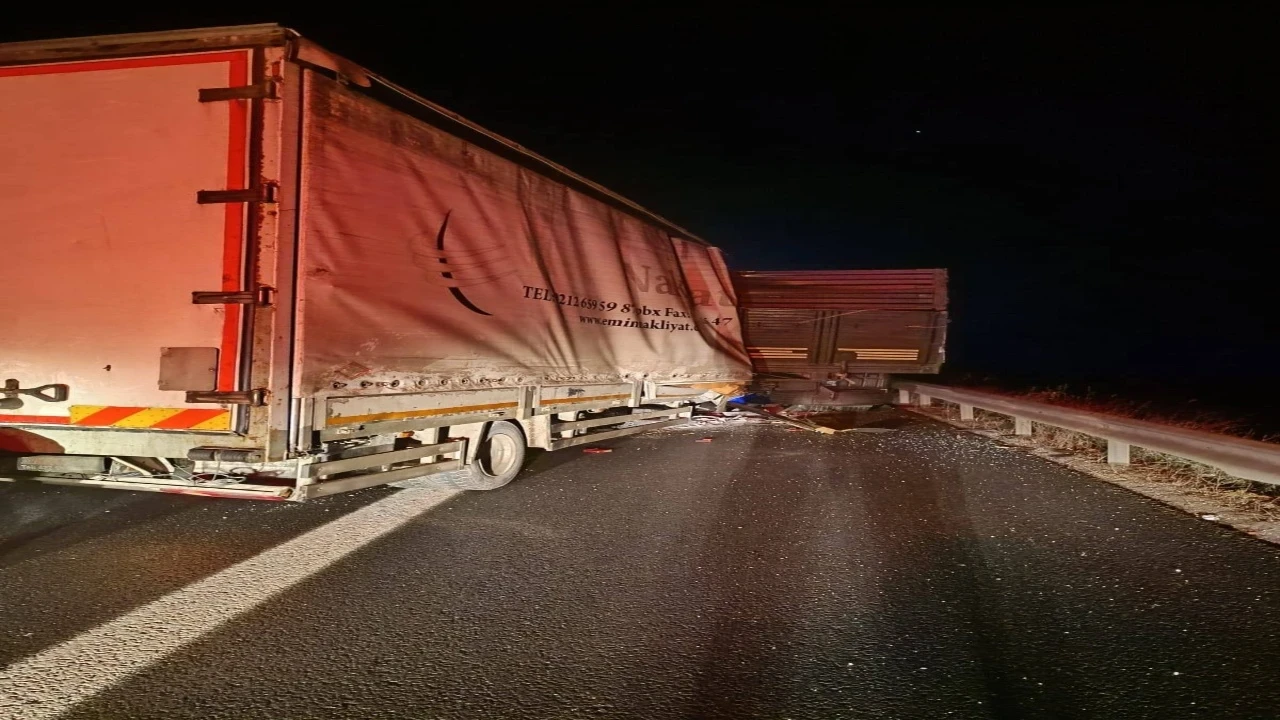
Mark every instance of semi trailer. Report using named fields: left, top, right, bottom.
left=0, top=25, right=751, bottom=500
left=734, top=269, right=948, bottom=405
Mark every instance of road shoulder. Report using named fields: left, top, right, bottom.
left=908, top=407, right=1280, bottom=545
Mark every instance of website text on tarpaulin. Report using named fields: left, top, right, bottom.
left=578, top=316, right=697, bottom=332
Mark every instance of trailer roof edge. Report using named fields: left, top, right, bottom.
left=0, top=23, right=713, bottom=248
left=0, top=24, right=294, bottom=63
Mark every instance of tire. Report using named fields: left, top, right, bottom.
left=435, top=421, right=526, bottom=491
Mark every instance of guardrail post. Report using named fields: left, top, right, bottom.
left=887, top=381, right=1280, bottom=486
left=959, top=404, right=974, bottom=421
left=919, top=394, right=932, bottom=407
left=1107, top=440, right=1131, bottom=465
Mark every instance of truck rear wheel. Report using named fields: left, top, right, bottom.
left=437, top=421, right=526, bottom=491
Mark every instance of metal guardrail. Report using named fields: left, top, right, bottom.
left=893, top=381, right=1280, bottom=486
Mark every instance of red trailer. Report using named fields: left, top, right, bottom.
left=0, top=25, right=750, bottom=499
left=734, top=269, right=948, bottom=405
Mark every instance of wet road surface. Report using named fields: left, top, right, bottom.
left=3, top=414, right=1280, bottom=718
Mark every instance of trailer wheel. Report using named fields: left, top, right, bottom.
left=438, top=421, right=526, bottom=491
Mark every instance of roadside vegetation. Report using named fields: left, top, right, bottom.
left=936, top=373, right=1280, bottom=440
left=916, top=398, right=1280, bottom=522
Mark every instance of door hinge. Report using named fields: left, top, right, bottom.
left=197, top=182, right=278, bottom=205
left=186, top=389, right=266, bottom=406
left=192, top=287, right=274, bottom=307
left=198, top=80, right=279, bottom=102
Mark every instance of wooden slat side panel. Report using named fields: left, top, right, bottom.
left=833, top=310, right=937, bottom=365
left=733, top=269, right=948, bottom=310
left=741, top=309, right=820, bottom=372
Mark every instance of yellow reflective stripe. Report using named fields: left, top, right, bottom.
left=69, top=405, right=108, bottom=423
left=111, top=407, right=184, bottom=428
left=67, top=405, right=232, bottom=430
left=190, top=414, right=232, bottom=431
left=537, top=393, right=630, bottom=405
left=328, top=402, right=520, bottom=427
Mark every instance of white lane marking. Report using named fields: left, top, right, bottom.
left=0, top=485, right=461, bottom=720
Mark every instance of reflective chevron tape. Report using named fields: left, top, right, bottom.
left=69, top=406, right=231, bottom=430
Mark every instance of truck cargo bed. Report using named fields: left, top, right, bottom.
left=0, top=25, right=750, bottom=499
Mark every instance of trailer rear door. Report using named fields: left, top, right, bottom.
left=0, top=50, right=253, bottom=432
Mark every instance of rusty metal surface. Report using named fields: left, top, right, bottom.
left=742, top=309, right=818, bottom=368
left=733, top=269, right=947, bottom=310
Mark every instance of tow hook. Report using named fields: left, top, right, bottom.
left=1, top=379, right=70, bottom=410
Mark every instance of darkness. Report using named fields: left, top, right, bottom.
left=5, top=8, right=1274, bottom=388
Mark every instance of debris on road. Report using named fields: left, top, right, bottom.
left=792, top=410, right=908, bottom=433
left=690, top=402, right=907, bottom=435
left=696, top=437, right=714, bottom=443
left=582, top=447, right=613, bottom=454
left=728, top=402, right=839, bottom=434
left=689, top=410, right=772, bottom=426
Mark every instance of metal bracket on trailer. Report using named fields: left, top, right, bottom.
left=296, top=439, right=468, bottom=500
left=196, top=183, right=278, bottom=204
left=318, top=410, right=519, bottom=443
left=302, top=440, right=464, bottom=478
left=188, top=447, right=264, bottom=463
left=185, top=389, right=266, bottom=406
left=8, top=475, right=295, bottom=501
left=546, top=418, right=688, bottom=450
left=198, top=80, right=279, bottom=102
left=192, top=287, right=274, bottom=306
left=550, top=406, right=681, bottom=432
left=545, top=406, right=692, bottom=451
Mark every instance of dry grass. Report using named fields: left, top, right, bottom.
left=1129, top=447, right=1280, bottom=519
left=927, top=402, right=1280, bottom=520
left=968, top=383, right=1273, bottom=441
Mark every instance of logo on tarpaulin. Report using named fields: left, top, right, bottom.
left=410, top=211, right=518, bottom=316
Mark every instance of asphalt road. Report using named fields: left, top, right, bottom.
left=3, top=413, right=1280, bottom=719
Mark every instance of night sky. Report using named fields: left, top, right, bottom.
left=5, top=8, right=1273, bottom=389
